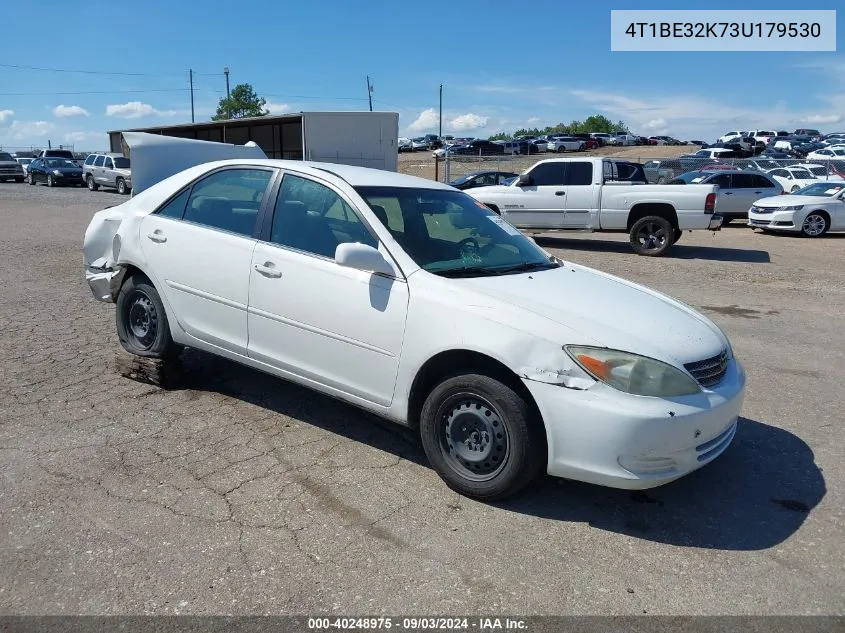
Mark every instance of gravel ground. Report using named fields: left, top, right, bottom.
left=0, top=181, right=843, bottom=616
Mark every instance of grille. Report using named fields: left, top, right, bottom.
left=750, top=206, right=773, bottom=214
left=684, top=350, right=729, bottom=388
left=750, top=218, right=771, bottom=226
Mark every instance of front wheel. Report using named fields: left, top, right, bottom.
left=28, top=173, right=35, bottom=185
left=629, top=215, right=674, bottom=256
left=47, top=175, right=54, bottom=187
left=801, top=212, right=829, bottom=237
left=419, top=373, right=545, bottom=501
left=791, top=185, right=800, bottom=193
left=14, top=177, right=24, bottom=183
left=115, top=275, right=180, bottom=358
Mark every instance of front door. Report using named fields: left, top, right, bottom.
left=501, top=161, right=567, bottom=229
left=247, top=171, right=408, bottom=406
left=139, top=167, right=275, bottom=355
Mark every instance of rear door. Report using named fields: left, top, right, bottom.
left=103, top=157, right=115, bottom=187
left=93, top=155, right=106, bottom=184
left=562, top=161, right=598, bottom=228
left=139, top=166, right=276, bottom=355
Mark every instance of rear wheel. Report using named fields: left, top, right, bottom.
left=629, top=216, right=674, bottom=256
left=87, top=175, right=99, bottom=191
left=115, top=275, right=180, bottom=358
left=419, top=373, right=544, bottom=501
left=116, top=178, right=128, bottom=195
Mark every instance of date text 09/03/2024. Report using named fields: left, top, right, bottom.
left=307, top=617, right=528, bottom=630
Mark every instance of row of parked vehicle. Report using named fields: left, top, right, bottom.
left=0, top=148, right=132, bottom=193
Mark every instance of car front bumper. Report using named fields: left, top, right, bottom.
left=524, top=357, right=746, bottom=489
left=748, top=210, right=798, bottom=231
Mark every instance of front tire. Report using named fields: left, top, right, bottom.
left=629, top=215, right=674, bottom=256
left=801, top=212, right=829, bottom=237
left=115, top=275, right=179, bottom=358
left=87, top=175, right=99, bottom=191
left=419, top=373, right=545, bottom=501
left=47, top=175, right=54, bottom=187
left=14, top=177, right=24, bottom=183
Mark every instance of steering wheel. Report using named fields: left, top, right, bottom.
left=457, top=237, right=480, bottom=251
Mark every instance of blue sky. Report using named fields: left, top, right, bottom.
left=0, top=0, right=843, bottom=150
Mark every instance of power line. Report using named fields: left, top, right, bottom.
left=0, top=88, right=189, bottom=96
left=0, top=63, right=185, bottom=77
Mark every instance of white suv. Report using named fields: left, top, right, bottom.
left=83, top=152, right=132, bottom=194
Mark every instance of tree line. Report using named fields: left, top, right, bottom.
left=488, top=115, right=629, bottom=140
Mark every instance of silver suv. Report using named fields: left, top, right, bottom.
left=83, top=152, right=132, bottom=194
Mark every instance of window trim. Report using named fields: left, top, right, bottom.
left=149, top=165, right=279, bottom=239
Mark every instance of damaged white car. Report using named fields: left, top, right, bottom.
left=83, top=155, right=745, bottom=500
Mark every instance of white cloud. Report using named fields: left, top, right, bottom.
left=798, top=114, right=841, bottom=124
left=7, top=120, right=54, bottom=140
left=526, top=116, right=541, bottom=124
left=408, top=108, right=439, bottom=133
left=0, top=109, right=14, bottom=125
left=264, top=101, right=290, bottom=115
left=474, top=84, right=556, bottom=94
left=105, top=101, right=181, bottom=119
left=64, top=131, right=104, bottom=144
left=53, top=104, right=90, bottom=118
left=449, top=113, right=489, bottom=132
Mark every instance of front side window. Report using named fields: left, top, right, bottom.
left=270, top=173, right=376, bottom=258
left=526, top=162, right=565, bottom=186
left=355, top=187, right=557, bottom=277
left=182, top=168, right=273, bottom=237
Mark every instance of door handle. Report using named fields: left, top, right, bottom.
left=555, top=191, right=565, bottom=196
left=754, top=191, right=762, bottom=194
left=254, top=263, right=282, bottom=278
left=146, top=231, right=167, bottom=243
left=724, top=192, right=733, bottom=195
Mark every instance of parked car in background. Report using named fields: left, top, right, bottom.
left=611, top=133, right=638, bottom=146
left=749, top=181, right=845, bottom=236
left=589, top=132, right=612, bottom=146
left=82, top=156, right=745, bottom=499
left=571, top=134, right=599, bottom=149
left=27, top=157, right=84, bottom=187
left=37, top=148, right=78, bottom=165
left=0, top=151, right=25, bottom=182
left=793, top=162, right=845, bottom=181
left=449, top=170, right=520, bottom=190
left=546, top=136, right=585, bottom=152
left=648, top=137, right=669, bottom=145
left=794, top=128, right=822, bottom=138
left=398, top=137, right=413, bottom=152
left=734, top=158, right=784, bottom=171
left=83, top=152, right=132, bottom=194
left=718, top=131, right=746, bottom=143
left=642, top=159, right=685, bottom=183
left=14, top=157, right=33, bottom=177
left=807, top=147, right=845, bottom=161
left=422, top=134, right=443, bottom=150
left=450, top=140, right=505, bottom=156
left=766, top=166, right=818, bottom=193
left=684, top=148, right=741, bottom=160
left=668, top=169, right=782, bottom=223
left=749, top=130, right=778, bottom=145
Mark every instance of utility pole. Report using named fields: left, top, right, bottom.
left=189, top=69, right=195, bottom=123
left=366, top=75, right=373, bottom=112
left=224, top=67, right=231, bottom=119
left=439, top=83, right=443, bottom=138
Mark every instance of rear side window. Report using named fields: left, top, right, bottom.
left=751, top=175, right=778, bottom=188
left=94, top=155, right=105, bottom=167
left=183, top=168, right=273, bottom=236
left=156, top=189, right=191, bottom=219
left=104, top=158, right=114, bottom=169
left=565, top=162, right=593, bottom=185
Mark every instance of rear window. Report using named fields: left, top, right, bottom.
left=0, top=152, right=14, bottom=161
left=113, top=157, right=130, bottom=168
left=45, top=150, right=74, bottom=159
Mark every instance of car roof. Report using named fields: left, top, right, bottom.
left=201, top=159, right=456, bottom=190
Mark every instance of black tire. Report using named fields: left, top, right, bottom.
left=14, top=177, right=24, bottom=183
left=47, top=175, right=54, bottom=187
left=800, top=212, right=829, bottom=238
left=419, top=373, right=545, bottom=501
left=791, top=185, right=800, bottom=193
left=116, top=178, right=128, bottom=195
left=556, top=146, right=566, bottom=153
left=115, top=275, right=180, bottom=358
left=671, top=228, right=682, bottom=244
left=87, top=175, right=99, bottom=191
left=629, top=215, right=675, bottom=256
left=28, top=173, right=35, bottom=185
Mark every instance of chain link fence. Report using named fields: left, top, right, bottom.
left=397, top=152, right=845, bottom=185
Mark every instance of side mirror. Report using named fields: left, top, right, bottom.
left=516, top=173, right=533, bottom=187
left=335, top=242, right=395, bottom=276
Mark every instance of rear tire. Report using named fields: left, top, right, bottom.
left=116, top=178, right=128, bottom=195
left=629, top=215, right=674, bottom=256
left=419, top=373, right=545, bottom=501
left=87, top=175, right=99, bottom=191
left=115, top=275, right=180, bottom=359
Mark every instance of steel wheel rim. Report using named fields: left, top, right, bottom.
left=47, top=176, right=53, bottom=186
left=437, top=393, right=510, bottom=482
left=118, top=180, right=125, bottom=193
left=127, top=291, right=157, bottom=348
left=636, top=222, right=667, bottom=251
left=803, top=214, right=826, bottom=236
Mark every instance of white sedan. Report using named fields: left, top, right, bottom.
left=546, top=137, right=585, bottom=152
left=748, top=181, right=845, bottom=236
left=793, top=163, right=845, bottom=181
left=83, top=159, right=745, bottom=500
left=766, top=167, right=818, bottom=193
left=807, top=148, right=845, bottom=160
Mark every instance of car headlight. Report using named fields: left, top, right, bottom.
left=564, top=346, right=701, bottom=397
left=779, top=205, right=804, bottom=211
left=52, top=170, right=62, bottom=176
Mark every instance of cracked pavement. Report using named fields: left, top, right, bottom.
left=0, top=183, right=843, bottom=615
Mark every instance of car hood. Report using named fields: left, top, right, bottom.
left=754, top=194, right=836, bottom=207
left=449, top=264, right=728, bottom=367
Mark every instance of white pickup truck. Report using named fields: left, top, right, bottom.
left=465, top=157, right=723, bottom=256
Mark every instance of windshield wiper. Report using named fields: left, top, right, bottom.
left=433, top=261, right=559, bottom=278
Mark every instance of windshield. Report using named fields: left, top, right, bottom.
left=450, top=173, right=478, bottom=186
left=46, top=159, right=77, bottom=168
left=792, top=182, right=844, bottom=197
left=113, top=157, right=130, bottom=168
left=354, top=186, right=558, bottom=277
